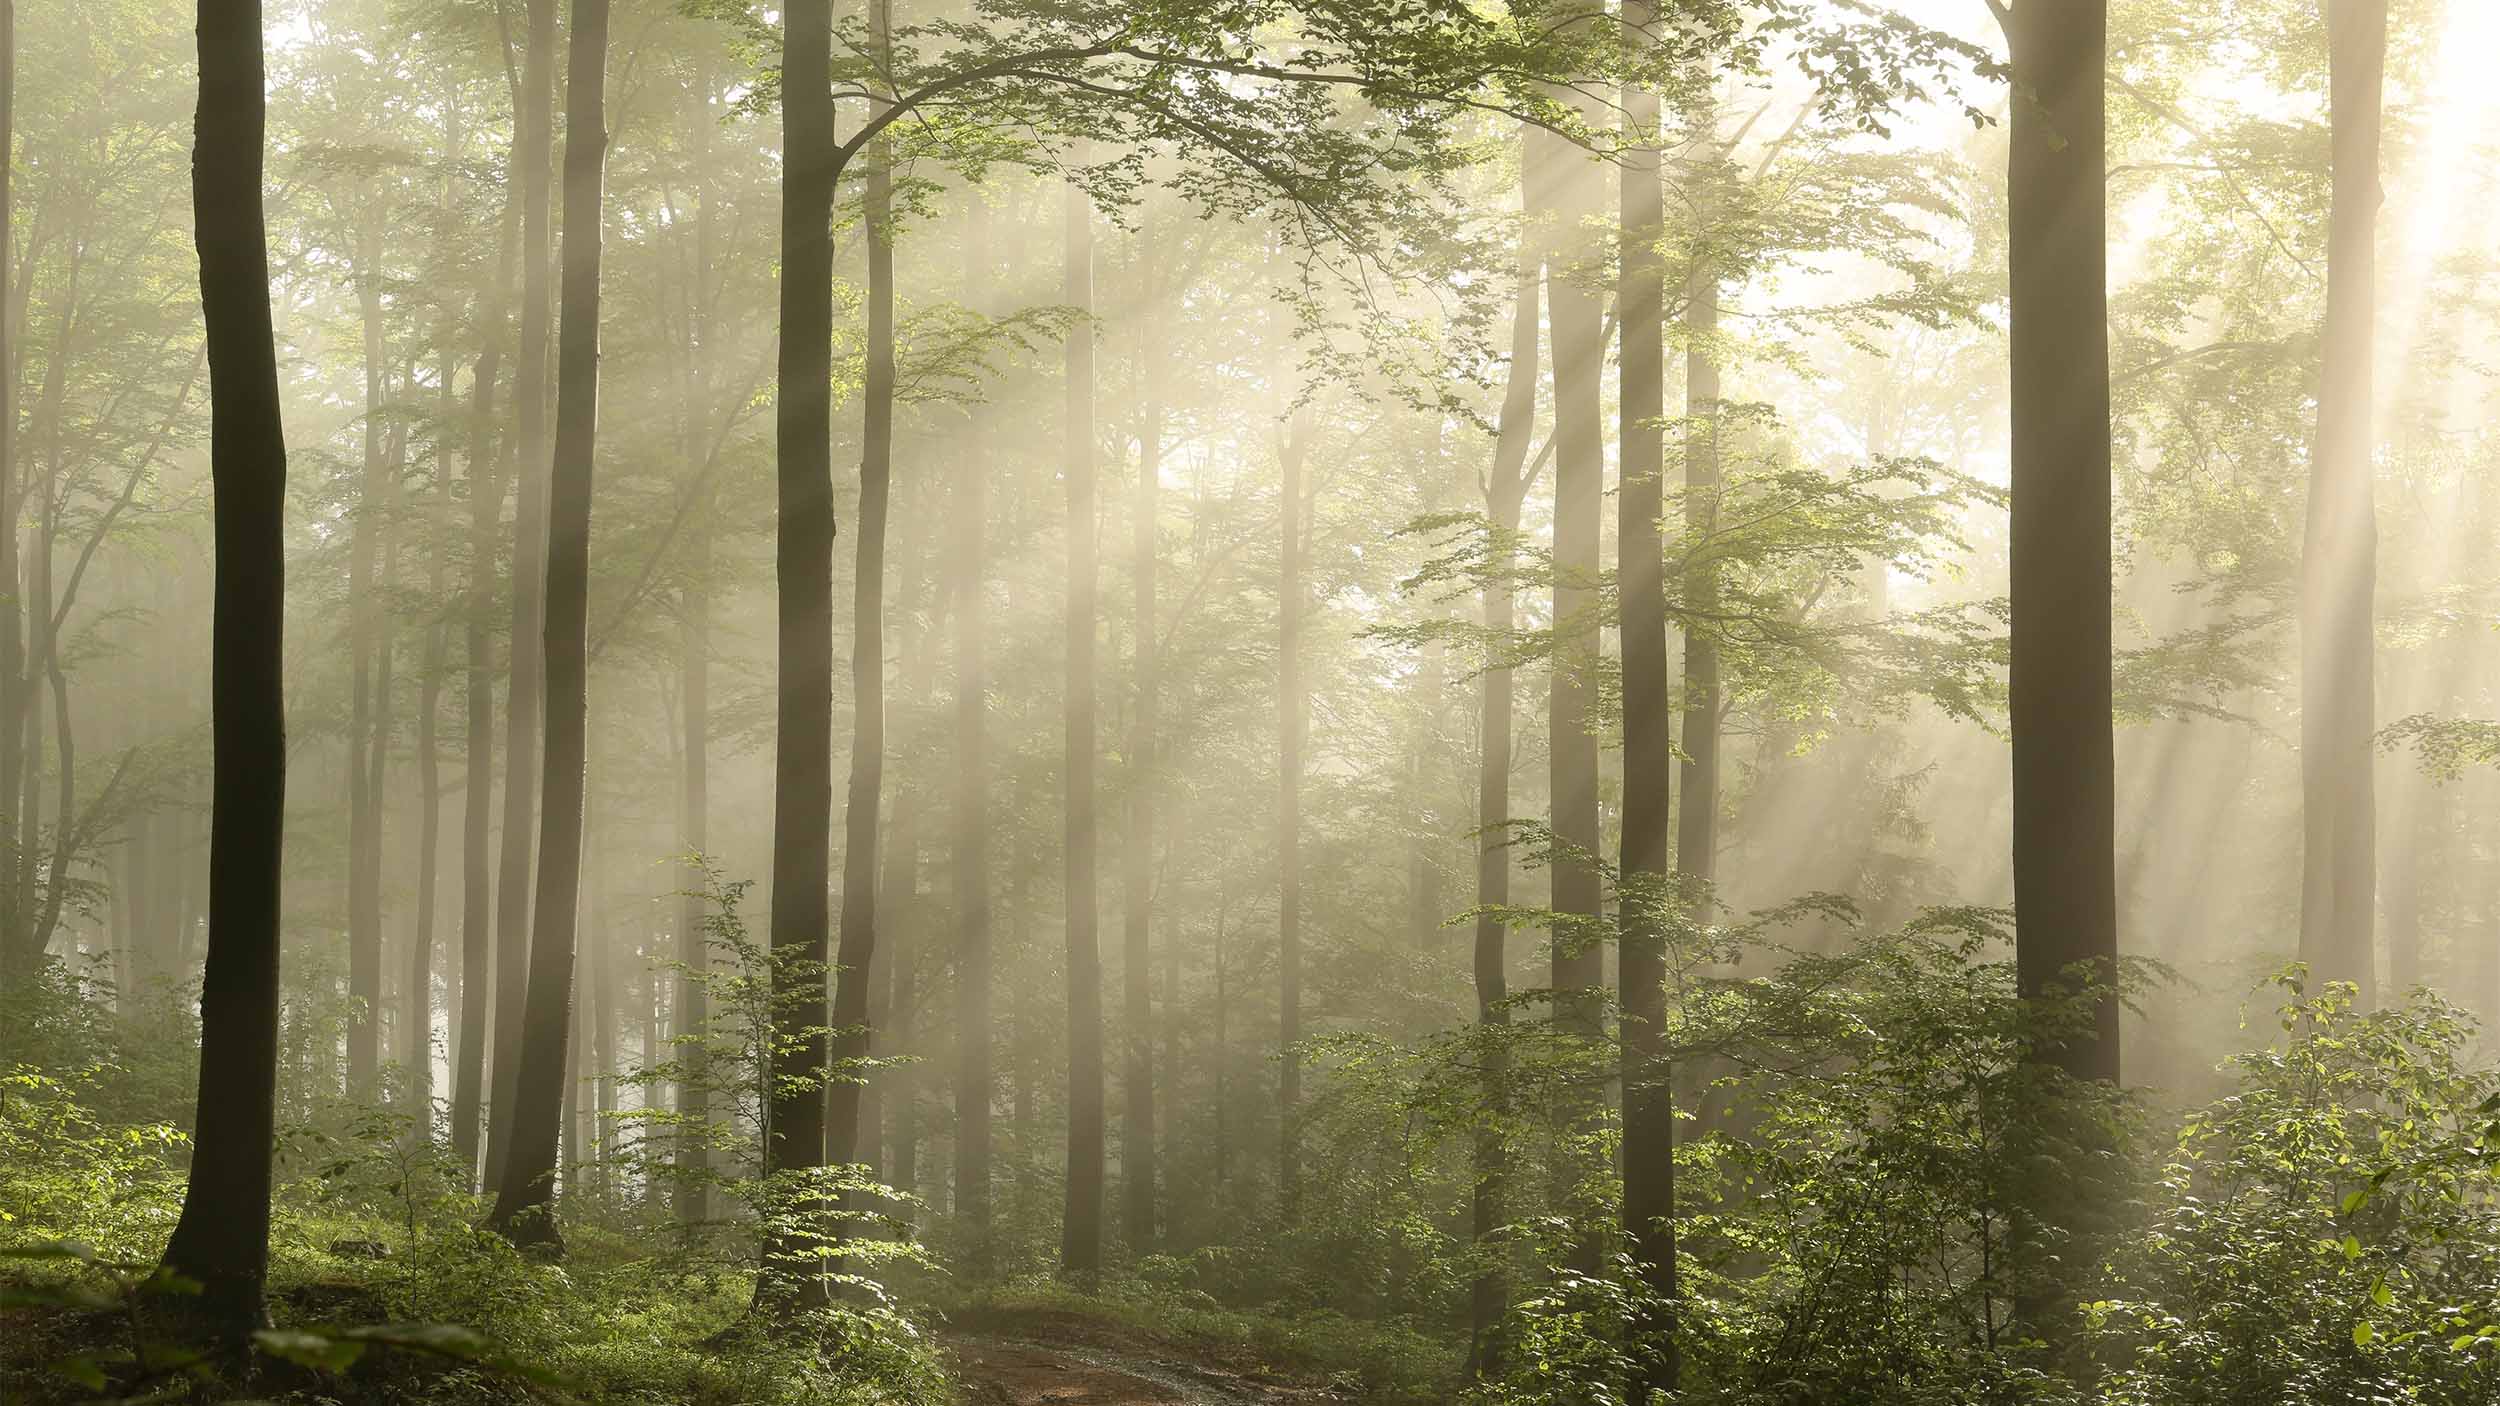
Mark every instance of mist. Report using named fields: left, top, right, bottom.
left=4, top=2, right=2497, bottom=1403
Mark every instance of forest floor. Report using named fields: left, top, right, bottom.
left=941, top=1306, right=1348, bottom=1405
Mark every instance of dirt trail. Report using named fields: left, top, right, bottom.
left=943, top=1319, right=1340, bottom=1406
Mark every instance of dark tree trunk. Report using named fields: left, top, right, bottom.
left=2298, top=0, right=2383, bottom=1002
left=1122, top=245, right=1163, bottom=1253
left=1468, top=212, right=1538, bottom=1379
left=454, top=177, right=519, bottom=1189
left=160, top=0, right=289, bottom=1341
left=951, top=188, right=993, bottom=1269
left=1617, top=28, right=1678, bottom=1395
left=1999, top=0, right=2119, bottom=1087
left=1062, top=178, right=1106, bottom=1283
left=486, top=0, right=557, bottom=1196
left=489, top=0, right=609, bottom=1250
left=759, top=0, right=838, bottom=1312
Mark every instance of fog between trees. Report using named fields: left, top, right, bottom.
left=9, top=1, right=2500, bottom=1403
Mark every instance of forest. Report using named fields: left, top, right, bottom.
left=3, top=0, right=2496, bottom=1401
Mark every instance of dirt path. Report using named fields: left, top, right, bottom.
left=944, top=1323, right=1338, bottom=1406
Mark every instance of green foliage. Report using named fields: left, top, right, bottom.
left=2089, top=977, right=2500, bottom=1405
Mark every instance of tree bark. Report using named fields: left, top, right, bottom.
left=827, top=0, right=897, bottom=1270
left=161, top=0, right=288, bottom=1341
left=675, top=60, right=717, bottom=1235
left=1533, top=101, right=1604, bottom=1055
left=454, top=168, right=519, bottom=1190
left=2000, top=0, right=2120, bottom=1088
left=1468, top=205, right=1538, bottom=1379
left=1617, top=27, right=1678, bottom=1394
left=952, top=186, right=993, bottom=1269
left=2298, top=0, right=2384, bottom=1003
left=486, top=0, right=557, bottom=1196
left=759, top=0, right=838, bottom=1312
left=489, top=0, right=609, bottom=1250
left=347, top=227, right=388, bottom=1093
left=1122, top=239, right=1163, bottom=1252
left=1277, top=382, right=1308, bottom=1212
left=1062, top=177, right=1106, bottom=1283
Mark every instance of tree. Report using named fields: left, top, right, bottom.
left=485, top=0, right=556, bottom=1196
left=1062, top=175, right=1107, bottom=1283
left=1469, top=174, right=1540, bottom=1377
left=1616, top=7, right=1677, bottom=1392
left=758, top=0, right=838, bottom=1312
left=2298, top=0, right=2384, bottom=1003
left=489, top=0, right=611, bottom=1250
left=827, top=0, right=898, bottom=1258
left=952, top=186, right=993, bottom=1270
left=1121, top=230, right=1163, bottom=1252
left=159, top=0, right=289, bottom=1342
left=453, top=166, right=517, bottom=1187
left=1994, top=0, right=2119, bottom=1087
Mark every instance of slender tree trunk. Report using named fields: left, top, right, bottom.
left=2299, top=0, right=2383, bottom=1002
left=1277, top=332, right=1308, bottom=1210
left=675, top=62, right=717, bottom=1235
left=454, top=177, right=519, bottom=1190
left=411, top=325, right=456, bottom=1139
left=759, top=0, right=838, bottom=1312
left=1999, top=0, right=2119, bottom=1087
left=828, top=0, right=897, bottom=1268
left=0, top=0, right=19, bottom=984
left=1533, top=57, right=1607, bottom=1273
left=489, top=0, right=609, bottom=1249
left=347, top=230, right=388, bottom=1093
left=1061, top=177, right=1107, bottom=1283
left=1468, top=218, right=1538, bottom=1379
left=1676, top=136, right=1721, bottom=896
left=486, top=0, right=558, bottom=1195
left=1617, top=29, right=1678, bottom=1394
left=161, top=0, right=288, bottom=1340
left=1122, top=249, right=1162, bottom=1252
left=952, top=186, right=993, bottom=1270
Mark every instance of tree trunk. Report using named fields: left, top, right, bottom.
left=675, top=61, right=717, bottom=1235
left=1533, top=100, right=1604, bottom=1048
left=1468, top=205, right=1538, bottom=1379
left=951, top=187, right=993, bottom=1269
left=161, top=0, right=289, bottom=1341
left=1999, top=0, right=2119, bottom=1088
left=489, top=0, right=609, bottom=1250
left=0, top=0, right=14, bottom=987
left=1277, top=347, right=1308, bottom=1210
left=1122, top=243, right=1163, bottom=1252
left=486, top=0, right=557, bottom=1196
left=1062, top=178, right=1106, bottom=1283
left=759, top=0, right=838, bottom=1312
left=1617, top=29, right=1678, bottom=1394
left=2298, top=0, right=2383, bottom=1003
left=454, top=172, right=519, bottom=1191
left=827, top=0, right=897, bottom=1271
left=347, top=228, right=388, bottom=1093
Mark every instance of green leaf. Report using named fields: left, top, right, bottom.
left=2354, top=1320, right=2376, bottom=1348
left=2341, top=1235, right=2363, bottom=1261
left=253, top=1329, right=368, bottom=1372
left=2373, top=1278, right=2395, bottom=1308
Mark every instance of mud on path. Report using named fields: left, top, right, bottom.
left=942, top=1309, right=1344, bottom=1406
